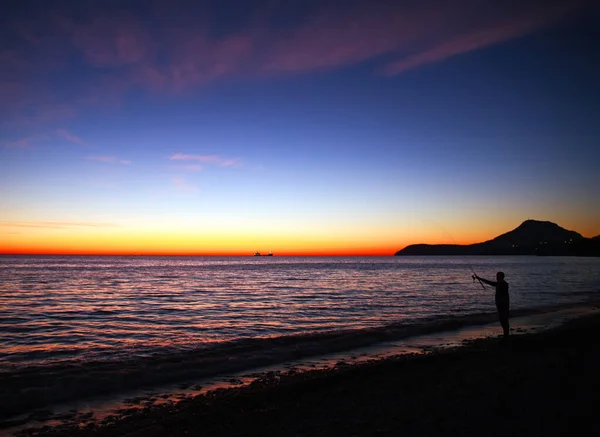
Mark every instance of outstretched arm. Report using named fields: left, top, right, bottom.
left=473, top=275, right=496, bottom=286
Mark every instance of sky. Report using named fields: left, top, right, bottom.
left=1, top=0, right=599, bottom=256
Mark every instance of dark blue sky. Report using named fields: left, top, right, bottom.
left=1, top=0, right=599, bottom=255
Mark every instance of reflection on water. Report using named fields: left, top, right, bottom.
left=1, top=255, right=599, bottom=367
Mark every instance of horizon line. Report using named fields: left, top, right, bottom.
left=0, top=253, right=396, bottom=257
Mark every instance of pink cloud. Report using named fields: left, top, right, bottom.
left=0, top=134, right=47, bottom=148
left=164, top=32, right=254, bottom=90
left=1, top=130, right=87, bottom=149
left=87, top=156, right=131, bottom=164
left=146, top=1, right=586, bottom=92
left=383, top=2, right=576, bottom=75
left=69, top=15, right=155, bottom=67
left=149, top=0, right=580, bottom=88
left=219, top=157, right=243, bottom=167
left=169, top=153, right=243, bottom=167
left=56, top=128, right=87, bottom=146
left=170, top=153, right=217, bottom=162
left=172, top=176, right=197, bottom=193
left=259, top=6, right=428, bottom=76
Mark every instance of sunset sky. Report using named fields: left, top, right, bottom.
left=1, top=0, right=599, bottom=256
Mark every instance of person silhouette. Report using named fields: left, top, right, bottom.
left=473, top=272, right=510, bottom=339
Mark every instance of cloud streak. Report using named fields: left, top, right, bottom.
left=170, top=153, right=242, bottom=167
left=1, top=130, right=86, bottom=149
left=87, top=156, right=131, bottom=164
left=383, top=2, right=576, bottom=75
left=56, top=128, right=87, bottom=146
left=0, top=134, right=46, bottom=148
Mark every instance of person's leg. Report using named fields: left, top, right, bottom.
left=498, top=305, right=510, bottom=338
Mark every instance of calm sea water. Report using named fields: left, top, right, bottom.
left=2, top=255, right=599, bottom=369
left=1, top=255, right=600, bottom=422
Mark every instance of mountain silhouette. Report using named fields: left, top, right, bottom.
left=395, top=220, right=599, bottom=256
left=490, top=220, right=583, bottom=246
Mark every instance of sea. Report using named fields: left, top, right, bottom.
left=1, top=255, right=600, bottom=429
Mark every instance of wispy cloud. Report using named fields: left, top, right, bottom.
left=0, top=221, right=118, bottom=229
left=87, top=155, right=131, bottom=164
left=383, top=5, right=572, bottom=75
left=71, top=15, right=155, bottom=68
left=0, top=134, right=47, bottom=148
left=172, top=176, right=197, bottom=193
left=1, top=0, right=590, bottom=126
left=1, top=130, right=87, bottom=149
left=170, top=153, right=242, bottom=167
left=56, top=128, right=87, bottom=146
left=0, top=137, right=31, bottom=148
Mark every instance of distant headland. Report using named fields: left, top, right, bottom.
left=395, top=220, right=600, bottom=257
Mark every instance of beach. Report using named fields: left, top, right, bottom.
left=9, top=303, right=600, bottom=437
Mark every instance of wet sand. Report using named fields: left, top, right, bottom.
left=11, top=304, right=600, bottom=437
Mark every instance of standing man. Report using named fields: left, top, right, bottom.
left=473, top=272, right=510, bottom=339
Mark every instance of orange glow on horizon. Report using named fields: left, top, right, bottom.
left=6, top=216, right=590, bottom=257
left=0, top=237, right=479, bottom=257
left=0, top=240, right=412, bottom=256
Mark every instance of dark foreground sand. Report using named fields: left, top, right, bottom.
left=17, top=310, right=600, bottom=437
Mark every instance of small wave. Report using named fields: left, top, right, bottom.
left=0, top=325, right=53, bottom=334
left=89, top=310, right=117, bottom=315
left=0, top=308, right=528, bottom=421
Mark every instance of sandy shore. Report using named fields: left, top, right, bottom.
left=11, top=304, right=600, bottom=437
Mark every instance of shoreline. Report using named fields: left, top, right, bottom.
left=2, top=301, right=597, bottom=420
left=4, top=301, right=600, bottom=436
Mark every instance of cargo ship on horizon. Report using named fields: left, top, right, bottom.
left=253, top=251, right=274, bottom=256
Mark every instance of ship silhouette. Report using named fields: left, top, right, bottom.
left=253, top=251, right=274, bottom=256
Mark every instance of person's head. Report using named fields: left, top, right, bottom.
left=496, top=271, right=505, bottom=281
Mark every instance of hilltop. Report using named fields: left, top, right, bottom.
left=395, top=220, right=600, bottom=256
